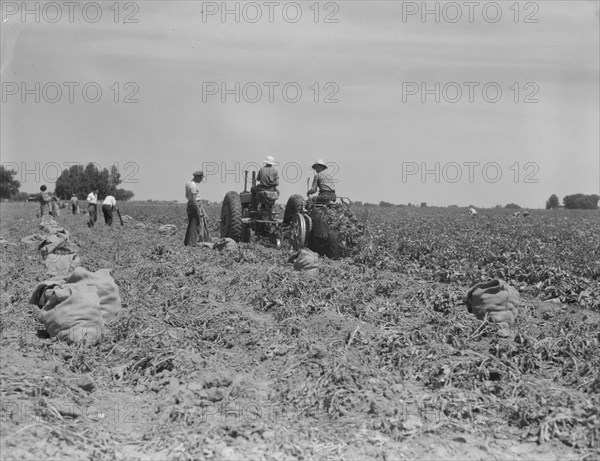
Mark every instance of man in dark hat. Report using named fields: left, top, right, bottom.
left=184, top=170, right=211, bottom=246
left=307, top=159, right=336, bottom=203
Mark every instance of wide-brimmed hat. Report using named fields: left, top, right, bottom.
left=263, top=156, right=278, bottom=166
left=312, top=159, right=327, bottom=169
left=192, top=170, right=204, bottom=177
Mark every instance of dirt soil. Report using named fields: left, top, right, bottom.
left=1, top=203, right=598, bottom=461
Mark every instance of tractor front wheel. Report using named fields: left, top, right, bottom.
left=221, top=191, right=243, bottom=241
left=284, top=194, right=306, bottom=224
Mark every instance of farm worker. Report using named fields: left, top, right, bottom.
left=86, top=188, right=99, bottom=228
left=102, top=195, right=118, bottom=226
left=70, top=194, right=79, bottom=214
left=28, top=185, right=53, bottom=217
left=307, top=159, right=336, bottom=204
left=184, top=170, right=211, bottom=246
left=251, top=156, right=280, bottom=210
left=468, top=208, right=478, bottom=216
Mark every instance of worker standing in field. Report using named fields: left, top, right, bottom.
left=70, top=194, right=79, bottom=214
left=101, top=195, right=118, bottom=226
left=184, top=171, right=211, bottom=246
left=251, top=156, right=280, bottom=210
left=86, top=188, right=99, bottom=228
left=307, top=159, right=336, bottom=203
left=29, top=185, right=53, bottom=218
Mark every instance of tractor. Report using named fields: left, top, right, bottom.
left=220, top=170, right=284, bottom=247
left=283, top=193, right=356, bottom=258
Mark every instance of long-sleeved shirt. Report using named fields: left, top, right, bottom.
left=256, top=166, right=279, bottom=190
left=308, top=171, right=335, bottom=195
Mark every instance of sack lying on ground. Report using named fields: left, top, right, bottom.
left=158, top=224, right=177, bottom=235
left=21, top=234, right=46, bottom=245
left=288, top=249, right=320, bottom=276
left=30, top=267, right=122, bottom=344
left=464, top=279, right=519, bottom=326
left=45, top=254, right=81, bottom=277
left=38, top=234, right=79, bottom=258
left=213, top=238, right=238, bottom=251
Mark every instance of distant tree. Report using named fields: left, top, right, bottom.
left=420, top=202, right=427, bottom=207
left=55, top=164, right=134, bottom=200
left=563, top=193, right=599, bottom=210
left=505, top=203, right=521, bottom=209
left=353, top=201, right=363, bottom=206
left=379, top=201, right=394, bottom=207
left=114, top=189, right=135, bottom=201
left=545, top=194, right=559, bottom=209
left=0, top=165, right=21, bottom=199
left=11, top=191, right=29, bottom=202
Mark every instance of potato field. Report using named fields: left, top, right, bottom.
left=1, top=202, right=599, bottom=460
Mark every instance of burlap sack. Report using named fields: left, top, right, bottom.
left=45, top=254, right=81, bottom=277
left=30, top=268, right=122, bottom=344
left=38, top=234, right=79, bottom=258
left=213, top=238, right=238, bottom=251
left=158, top=224, right=177, bottom=235
left=38, top=284, right=105, bottom=344
left=288, top=249, right=320, bottom=276
left=465, top=279, right=519, bottom=326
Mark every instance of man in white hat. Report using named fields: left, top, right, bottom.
left=251, top=156, right=280, bottom=209
left=308, top=159, right=336, bottom=203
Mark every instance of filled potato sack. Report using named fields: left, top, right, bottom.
left=464, top=279, right=520, bottom=326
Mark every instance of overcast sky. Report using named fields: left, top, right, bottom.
left=1, top=1, right=598, bottom=208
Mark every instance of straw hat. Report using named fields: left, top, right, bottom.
left=264, top=156, right=278, bottom=166
left=312, top=159, right=327, bottom=169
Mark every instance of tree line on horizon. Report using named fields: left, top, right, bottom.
left=1, top=165, right=598, bottom=209
left=0, top=164, right=134, bottom=201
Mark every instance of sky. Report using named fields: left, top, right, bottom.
left=1, top=0, right=599, bottom=208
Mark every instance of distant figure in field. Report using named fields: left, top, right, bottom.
left=86, top=188, right=99, bottom=228
left=70, top=194, right=79, bottom=214
left=101, top=195, right=118, bottom=226
left=29, top=185, right=54, bottom=218
left=184, top=171, right=211, bottom=246
left=307, top=159, right=336, bottom=204
left=468, top=208, right=478, bottom=216
left=513, top=212, right=521, bottom=217
left=523, top=211, right=530, bottom=217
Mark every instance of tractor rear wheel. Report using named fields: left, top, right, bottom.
left=284, top=194, right=305, bottom=224
left=290, top=213, right=307, bottom=250
left=221, top=191, right=243, bottom=241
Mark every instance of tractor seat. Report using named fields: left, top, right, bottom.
left=257, top=190, right=279, bottom=207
